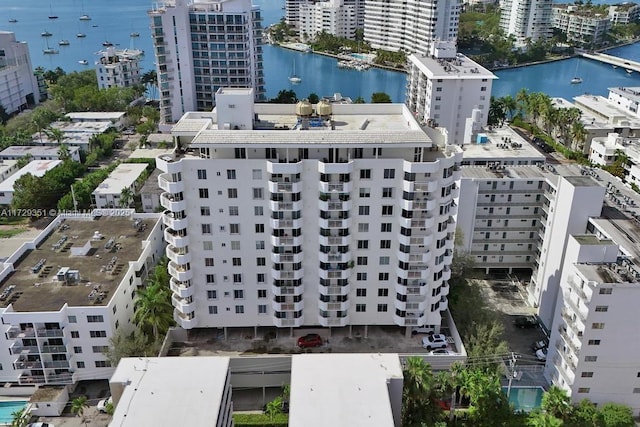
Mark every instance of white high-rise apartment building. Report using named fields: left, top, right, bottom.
left=406, top=42, right=496, bottom=144
left=299, top=0, right=358, bottom=41
left=286, top=0, right=365, bottom=34
left=500, top=0, right=553, bottom=46
left=364, top=0, right=460, bottom=56
left=0, top=31, right=39, bottom=115
left=158, top=88, right=462, bottom=334
left=148, top=0, right=265, bottom=124
left=95, top=47, right=143, bottom=90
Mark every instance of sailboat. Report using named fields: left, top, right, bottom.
left=58, top=39, right=70, bottom=46
left=78, top=60, right=89, bottom=65
left=79, top=0, right=91, bottom=20
left=48, top=1, right=58, bottom=19
left=570, top=60, right=582, bottom=84
left=288, top=59, right=302, bottom=84
left=43, top=38, right=58, bottom=54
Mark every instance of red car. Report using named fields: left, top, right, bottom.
left=297, top=333, right=323, bottom=348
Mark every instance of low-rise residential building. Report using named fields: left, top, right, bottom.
left=290, top=353, right=404, bottom=427
left=0, top=160, right=62, bottom=205
left=0, top=212, right=164, bottom=387
left=406, top=42, right=497, bottom=145
left=65, top=112, right=126, bottom=131
left=139, top=169, right=163, bottom=213
left=0, top=31, right=39, bottom=115
left=0, top=160, right=20, bottom=184
left=299, top=0, right=358, bottom=41
left=95, top=48, right=142, bottom=90
left=110, top=357, right=232, bottom=427
left=607, top=86, right=640, bottom=119
left=92, top=163, right=148, bottom=209
left=0, top=145, right=81, bottom=162
left=588, top=132, right=640, bottom=186
left=608, top=2, right=640, bottom=24
left=552, top=5, right=611, bottom=45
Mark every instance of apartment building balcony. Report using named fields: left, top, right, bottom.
left=396, top=281, right=428, bottom=298
left=399, top=215, right=436, bottom=230
left=42, top=360, right=71, bottom=369
left=172, top=294, right=195, bottom=312
left=555, top=342, right=578, bottom=371
left=319, top=283, right=350, bottom=296
left=174, top=310, right=197, bottom=329
left=9, top=344, right=39, bottom=355
left=271, top=299, right=304, bottom=312
left=393, top=313, right=425, bottom=327
left=394, top=297, right=426, bottom=312
left=164, top=228, right=189, bottom=248
left=268, top=181, right=303, bottom=194
left=398, top=233, right=432, bottom=247
left=162, top=210, right=188, bottom=230
left=270, top=234, right=303, bottom=247
left=160, top=192, right=186, bottom=212
left=156, top=155, right=183, bottom=174
left=267, top=160, right=303, bottom=175
left=36, top=329, right=64, bottom=338
left=40, top=345, right=67, bottom=354
left=396, top=266, right=429, bottom=281
left=318, top=199, right=353, bottom=211
left=439, top=296, right=449, bottom=311
left=318, top=251, right=351, bottom=263
left=170, top=278, right=194, bottom=299
left=318, top=300, right=350, bottom=312
left=397, top=250, right=431, bottom=264
left=318, top=217, right=352, bottom=229
left=401, top=199, right=437, bottom=211
left=318, top=181, right=353, bottom=193
left=6, top=326, right=35, bottom=339
left=563, top=295, right=587, bottom=325
left=273, top=316, right=304, bottom=328
left=402, top=180, right=439, bottom=193
left=558, top=325, right=582, bottom=356
left=318, top=315, right=349, bottom=327
left=166, top=245, right=191, bottom=265
left=272, top=268, right=304, bottom=281
left=403, top=160, right=440, bottom=175
left=551, top=352, right=576, bottom=386
left=318, top=268, right=350, bottom=280
left=318, top=234, right=350, bottom=246
left=271, top=284, right=304, bottom=297
left=14, top=358, right=43, bottom=370
left=318, top=160, right=354, bottom=174
left=158, top=173, right=184, bottom=193
left=269, top=200, right=302, bottom=212
left=567, top=275, right=590, bottom=302
left=270, top=218, right=303, bottom=229
left=168, top=261, right=193, bottom=282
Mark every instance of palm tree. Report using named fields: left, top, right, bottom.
left=570, top=121, right=588, bottom=152
left=57, top=144, right=71, bottom=161
left=516, top=88, right=530, bottom=119
left=119, top=187, right=134, bottom=208
left=401, top=356, right=441, bottom=427
left=527, top=410, right=563, bottom=427
left=10, top=408, right=28, bottom=427
left=133, top=278, right=174, bottom=340
left=542, top=385, right=572, bottom=421
left=502, top=95, right=517, bottom=121
left=71, top=396, right=89, bottom=418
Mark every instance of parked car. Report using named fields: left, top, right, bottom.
left=428, top=349, right=455, bottom=356
left=97, top=396, right=112, bottom=413
left=422, top=334, right=448, bottom=350
left=514, top=315, right=538, bottom=329
left=531, top=339, right=548, bottom=351
left=297, top=334, right=323, bottom=348
left=411, top=327, right=435, bottom=335
left=27, top=424, right=55, bottom=427
left=535, top=348, right=548, bottom=362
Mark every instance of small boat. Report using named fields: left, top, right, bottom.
left=49, top=15, right=58, bottom=19
left=41, top=31, right=53, bottom=37
left=130, top=32, right=140, bottom=38
left=43, top=48, right=59, bottom=54
left=627, top=69, right=633, bottom=74
left=102, top=41, right=113, bottom=47
left=570, top=77, right=582, bottom=84
left=79, top=59, right=89, bottom=65
left=613, top=65, right=618, bottom=69
left=288, top=59, right=302, bottom=84
left=76, top=33, right=86, bottom=38
left=79, top=14, right=91, bottom=21
left=58, top=40, right=70, bottom=46
left=8, top=18, right=18, bottom=23
left=92, top=24, right=98, bottom=27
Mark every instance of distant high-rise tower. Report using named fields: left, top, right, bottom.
left=500, top=0, right=552, bottom=47
left=0, top=31, right=39, bottom=115
left=364, top=0, right=460, bottom=56
left=95, top=47, right=142, bottom=90
left=149, top=0, right=265, bottom=124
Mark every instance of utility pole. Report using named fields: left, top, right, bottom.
left=71, top=184, right=78, bottom=211
left=506, top=352, right=518, bottom=398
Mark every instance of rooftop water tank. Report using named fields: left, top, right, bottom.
left=296, top=100, right=313, bottom=117
left=316, top=99, right=333, bottom=117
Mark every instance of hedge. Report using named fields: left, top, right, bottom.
left=233, top=413, right=288, bottom=427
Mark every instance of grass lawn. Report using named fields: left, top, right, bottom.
left=0, top=228, right=27, bottom=239
left=233, top=413, right=288, bottom=427
left=0, top=216, right=29, bottom=226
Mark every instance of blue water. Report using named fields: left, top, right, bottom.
left=0, top=400, right=28, bottom=423
left=2, top=0, right=640, bottom=102
left=502, top=387, right=544, bottom=412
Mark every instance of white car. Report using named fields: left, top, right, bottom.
left=535, top=348, right=548, bottom=361
left=97, top=396, right=112, bottom=413
left=411, top=327, right=435, bottom=335
left=422, top=334, right=448, bottom=350
left=428, top=349, right=455, bottom=356
left=27, top=423, right=55, bottom=427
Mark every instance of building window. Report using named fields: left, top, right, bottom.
left=252, top=169, right=262, bottom=179
left=200, top=206, right=211, bottom=216
left=256, top=257, right=266, bottom=266
left=587, top=339, right=601, bottom=346
left=255, top=224, right=265, bottom=233
left=380, top=240, right=391, bottom=249
left=577, top=388, right=590, bottom=393
left=229, top=206, right=239, bottom=216
left=382, top=187, right=393, bottom=198
left=206, top=274, right=216, bottom=284
left=383, top=169, right=395, bottom=179
left=231, top=241, right=241, bottom=250
left=256, top=240, right=265, bottom=250
left=594, top=305, right=608, bottom=312
left=258, top=305, right=267, bottom=314
left=581, top=372, right=594, bottom=378
left=202, top=224, right=212, bottom=234
left=203, top=241, right=213, bottom=251
left=77, top=361, right=85, bottom=369
left=360, top=169, right=371, bottom=179
left=70, top=331, right=80, bottom=338
left=208, top=306, right=218, bottom=314
left=89, top=331, right=107, bottom=338
left=230, top=224, right=240, bottom=234
left=232, top=257, right=242, bottom=266
left=359, top=188, right=371, bottom=198
left=377, top=304, right=388, bottom=312
left=359, top=206, right=370, bottom=215
left=92, top=346, right=109, bottom=353
left=584, top=356, right=597, bottom=362
left=357, top=240, right=369, bottom=249
left=68, top=316, right=77, bottom=323
left=381, top=223, right=392, bottom=232
left=197, top=169, right=207, bottom=179
left=205, top=258, right=215, bottom=266
left=228, top=188, right=238, bottom=198
left=257, top=273, right=265, bottom=283
left=358, top=223, right=369, bottom=232
left=235, top=305, right=244, bottom=314
left=253, top=188, right=264, bottom=199
left=227, top=169, right=236, bottom=179
left=382, top=205, right=394, bottom=216
left=199, top=188, right=209, bottom=198
left=254, top=206, right=264, bottom=216
left=357, top=272, right=367, bottom=281
left=233, top=274, right=243, bottom=283
left=591, top=323, right=605, bottom=329
left=258, top=290, right=267, bottom=299
left=379, top=256, right=390, bottom=265
left=356, top=288, right=367, bottom=297
left=379, top=273, right=389, bottom=281
left=357, top=256, right=368, bottom=266
left=378, top=288, right=389, bottom=297
left=74, top=346, right=82, bottom=353
left=95, top=360, right=112, bottom=368
left=633, top=388, right=640, bottom=394
left=599, top=288, right=612, bottom=294
left=356, top=304, right=366, bottom=312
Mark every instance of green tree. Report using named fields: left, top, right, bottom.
left=71, top=396, right=89, bottom=418
left=598, top=403, right=634, bottom=427
left=502, top=95, right=518, bottom=120
left=57, top=144, right=71, bottom=161
left=308, top=93, right=320, bottom=104
left=527, top=410, right=563, bottom=427
left=119, top=187, right=134, bottom=208
left=542, top=386, right=572, bottom=421
left=567, top=399, right=602, bottom=427
left=10, top=408, right=28, bottom=427
left=354, top=96, right=366, bottom=104
left=133, top=259, right=174, bottom=340
left=269, top=89, right=298, bottom=104
left=0, top=104, right=9, bottom=125
left=458, top=368, right=515, bottom=426
left=105, top=329, right=158, bottom=365
left=488, top=96, right=506, bottom=126
left=265, top=396, right=283, bottom=421
left=401, top=356, right=442, bottom=427
left=371, top=92, right=392, bottom=103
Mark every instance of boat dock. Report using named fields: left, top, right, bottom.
left=581, top=52, right=640, bottom=73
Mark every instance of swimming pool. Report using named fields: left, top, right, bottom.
left=349, top=53, right=373, bottom=61
left=502, top=386, right=544, bottom=412
left=0, top=400, right=28, bottom=425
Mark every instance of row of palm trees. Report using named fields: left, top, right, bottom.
left=490, top=90, right=589, bottom=153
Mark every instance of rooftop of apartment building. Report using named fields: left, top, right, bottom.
left=459, top=125, right=546, bottom=165
left=92, top=163, right=148, bottom=196
left=110, top=357, right=231, bottom=427
left=0, top=145, right=80, bottom=158
left=553, top=3, right=610, bottom=16
left=553, top=97, right=640, bottom=130
left=0, top=160, right=61, bottom=193
left=97, top=48, right=142, bottom=65
left=139, top=169, right=164, bottom=196
left=609, top=86, right=640, bottom=103
left=0, top=216, right=155, bottom=312
left=290, top=353, right=403, bottom=427
left=409, top=52, right=497, bottom=80
left=0, top=159, right=18, bottom=174
left=66, top=112, right=126, bottom=122
left=462, top=162, right=583, bottom=182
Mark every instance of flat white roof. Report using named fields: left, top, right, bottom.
left=0, top=159, right=18, bottom=173
left=289, top=353, right=403, bottom=427
left=93, top=163, right=147, bottom=195
left=460, top=126, right=546, bottom=162
left=408, top=53, right=497, bottom=80
left=0, top=145, right=80, bottom=157
left=65, top=112, right=125, bottom=121
left=110, top=357, right=230, bottom=427
left=0, top=160, right=61, bottom=192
